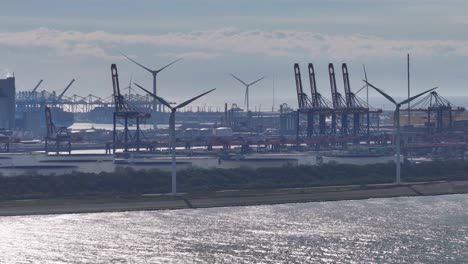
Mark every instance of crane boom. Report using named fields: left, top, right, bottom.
left=57, top=79, right=75, bottom=102
left=294, top=63, right=304, bottom=108
left=111, top=64, right=129, bottom=112
left=294, top=63, right=307, bottom=109
left=308, top=63, right=319, bottom=108
left=342, top=63, right=352, bottom=107
left=111, top=64, right=122, bottom=111
left=31, top=79, right=44, bottom=93
left=329, top=63, right=339, bottom=108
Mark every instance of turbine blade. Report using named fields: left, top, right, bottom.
left=230, top=74, right=248, bottom=86
left=355, top=84, right=367, bottom=95
left=362, top=64, right=368, bottom=81
left=120, top=52, right=154, bottom=74
left=400, top=87, right=438, bottom=106
left=156, top=58, right=182, bottom=73
left=134, top=82, right=172, bottom=109
left=364, top=80, right=397, bottom=105
left=248, top=76, right=266, bottom=86
left=175, top=88, right=216, bottom=109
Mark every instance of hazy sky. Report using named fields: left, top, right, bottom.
left=1, top=0, right=467, bottom=110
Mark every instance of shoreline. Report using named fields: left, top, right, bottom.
left=1, top=180, right=468, bottom=217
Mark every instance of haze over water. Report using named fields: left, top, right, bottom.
left=1, top=194, right=467, bottom=263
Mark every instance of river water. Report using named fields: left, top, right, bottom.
left=1, top=194, right=468, bottom=263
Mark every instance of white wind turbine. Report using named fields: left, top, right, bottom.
left=122, top=74, right=134, bottom=97
left=364, top=81, right=437, bottom=185
left=121, top=52, right=182, bottom=112
left=230, top=74, right=265, bottom=112
left=134, top=83, right=215, bottom=195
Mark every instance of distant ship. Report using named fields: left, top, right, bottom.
left=47, top=107, right=74, bottom=127
left=16, top=106, right=74, bottom=134
left=84, top=106, right=114, bottom=123
left=84, top=106, right=152, bottom=124
left=15, top=79, right=76, bottom=133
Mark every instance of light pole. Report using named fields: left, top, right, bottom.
left=364, top=81, right=437, bottom=185
left=135, top=83, right=215, bottom=195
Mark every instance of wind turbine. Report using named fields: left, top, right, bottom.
left=364, top=81, right=437, bottom=185
left=121, top=52, right=182, bottom=113
left=134, top=83, right=215, bottom=195
left=363, top=64, right=369, bottom=106
left=354, top=65, right=369, bottom=105
left=230, top=74, right=265, bottom=112
left=123, top=74, right=134, bottom=97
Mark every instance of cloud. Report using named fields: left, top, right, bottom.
left=452, top=16, right=468, bottom=25
left=1, top=27, right=468, bottom=60
left=160, top=51, right=222, bottom=59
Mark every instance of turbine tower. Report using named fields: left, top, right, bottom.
left=135, top=83, right=215, bottom=195
left=364, top=81, right=437, bottom=185
left=123, top=74, right=134, bottom=97
left=121, top=53, right=181, bottom=113
left=230, top=74, right=265, bottom=112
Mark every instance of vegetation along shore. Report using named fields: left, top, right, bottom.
left=1, top=161, right=468, bottom=216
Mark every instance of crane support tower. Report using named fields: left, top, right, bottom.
left=308, top=63, right=331, bottom=135
left=341, top=63, right=371, bottom=136
left=328, top=63, right=348, bottom=135
left=111, top=64, right=150, bottom=154
left=45, top=106, right=71, bottom=154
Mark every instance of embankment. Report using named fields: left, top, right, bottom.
left=1, top=180, right=468, bottom=216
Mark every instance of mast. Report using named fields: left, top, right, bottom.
left=407, top=53, right=411, bottom=125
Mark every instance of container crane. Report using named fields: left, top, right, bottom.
left=328, top=63, right=347, bottom=135
left=44, top=106, right=71, bottom=154
left=342, top=63, right=368, bottom=136
left=308, top=63, right=332, bottom=135
left=111, top=64, right=150, bottom=153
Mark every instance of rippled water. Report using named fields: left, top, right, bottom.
left=1, top=194, right=468, bottom=263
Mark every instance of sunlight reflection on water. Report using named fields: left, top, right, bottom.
left=1, top=194, right=468, bottom=263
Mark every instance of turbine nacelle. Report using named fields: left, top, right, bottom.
left=364, top=81, right=437, bottom=107
left=134, top=83, right=215, bottom=112
left=120, top=52, right=182, bottom=76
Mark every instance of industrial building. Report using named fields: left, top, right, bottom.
left=0, top=76, right=16, bottom=130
